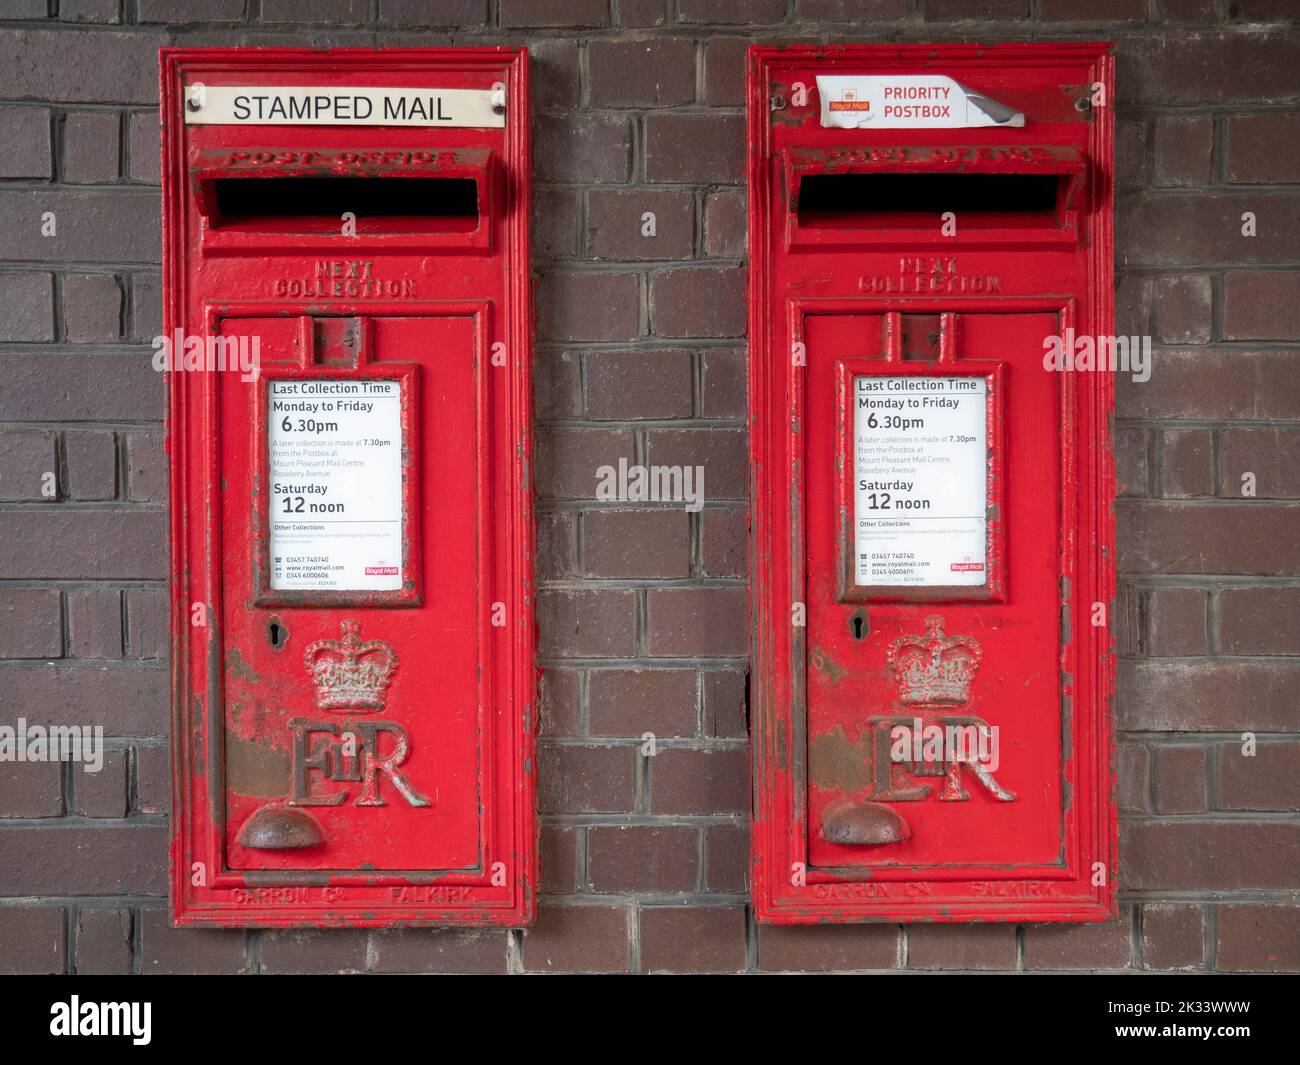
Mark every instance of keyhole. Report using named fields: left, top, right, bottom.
left=267, top=616, right=289, bottom=650
left=848, top=609, right=868, bottom=641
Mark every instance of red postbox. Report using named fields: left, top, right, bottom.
left=747, top=44, right=1117, bottom=923
left=162, top=48, right=535, bottom=926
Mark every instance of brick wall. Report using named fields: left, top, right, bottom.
left=0, top=1, right=1296, bottom=974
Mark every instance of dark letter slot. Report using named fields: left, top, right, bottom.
left=797, top=172, right=1062, bottom=230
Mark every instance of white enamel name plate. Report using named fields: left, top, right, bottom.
left=183, top=85, right=505, bottom=128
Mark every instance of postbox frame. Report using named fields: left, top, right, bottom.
left=163, top=48, right=536, bottom=928
left=747, top=43, right=1117, bottom=924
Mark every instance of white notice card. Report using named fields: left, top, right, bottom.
left=268, top=379, right=404, bottom=591
left=853, top=375, right=988, bottom=587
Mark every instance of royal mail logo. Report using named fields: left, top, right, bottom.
left=365, top=565, right=399, bottom=576
left=829, top=89, right=872, bottom=113
left=304, top=620, right=397, bottom=712
left=950, top=561, right=985, bottom=573
left=887, top=615, right=982, bottom=706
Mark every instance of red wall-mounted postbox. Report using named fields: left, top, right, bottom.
left=162, top=48, right=535, bottom=926
left=747, top=44, right=1117, bottom=923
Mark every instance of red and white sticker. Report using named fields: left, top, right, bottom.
left=816, top=75, right=1024, bottom=130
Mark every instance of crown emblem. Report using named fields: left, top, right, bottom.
left=303, top=620, right=397, bottom=713
left=887, top=615, right=981, bottom=706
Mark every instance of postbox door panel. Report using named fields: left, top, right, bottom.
left=804, top=310, right=1065, bottom=873
left=218, top=315, right=483, bottom=874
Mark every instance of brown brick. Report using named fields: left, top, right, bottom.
left=540, top=824, right=580, bottom=894
left=1228, top=0, right=1297, bottom=17
left=0, top=189, right=160, bottom=264
left=0, top=824, right=166, bottom=895
left=1120, top=659, right=1300, bottom=732
left=535, top=348, right=581, bottom=420
left=0, top=30, right=156, bottom=105
left=640, top=905, right=746, bottom=973
left=0, top=354, right=162, bottom=421
left=701, top=506, right=746, bottom=578
left=538, top=511, right=578, bottom=581
left=801, top=0, right=908, bottom=16
left=1222, top=271, right=1300, bottom=341
left=500, top=0, right=608, bottom=26
left=1118, top=191, right=1299, bottom=268
left=759, top=923, right=898, bottom=972
left=1025, top=910, right=1133, bottom=970
left=536, top=114, right=631, bottom=184
left=1115, top=581, right=1143, bottom=656
left=1223, top=428, right=1300, bottom=498
left=1042, top=0, right=1145, bottom=14
left=1219, top=587, right=1300, bottom=654
left=1147, top=586, right=1207, bottom=657
left=539, top=744, right=637, bottom=813
left=125, top=431, right=166, bottom=503
left=130, top=272, right=162, bottom=341
left=522, top=903, right=630, bottom=973
left=1141, top=903, right=1205, bottom=970
left=0, top=663, right=166, bottom=735
left=538, top=589, right=637, bottom=658
left=538, top=270, right=640, bottom=343
left=1119, top=350, right=1300, bottom=422
left=585, top=349, right=693, bottom=419
left=63, top=110, right=120, bottom=184
left=924, top=0, right=1026, bottom=15
left=1121, top=820, right=1300, bottom=891
left=589, top=668, right=698, bottom=737
left=371, top=928, right=508, bottom=973
left=62, top=0, right=120, bottom=20
left=677, top=0, right=784, bottom=21
left=588, top=188, right=694, bottom=262
left=134, top=744, right=169, bottom=814
left=1117, top=741, right=1150, bottom=813
left=703, top=36, right=747, bottom=107
left=618, top=0, right=667, bottom=26
left=529, top=37, right=581, bottom=111
left=0, top=588, right=61, bottom=658
left=261, top=930, right=368, bottom=974
left=1152, top=115, right=1214, bottom=187
left=588, top=824, right=697, bottom=892
left=137, top=0, right=244, bottom=18
left=1217, top=741, right=1300, bottom=812
left=703, top=820, right=747, bottom=891
left=68, top=586, right=121, bottom=658
left=73, top=749, right=127, bottom=817
left=537, top=427, right=634, bottom=500
left=908, top=924, right=1017, bottom=969
left=75, top=908, right=132, bottom=975
left=1114, top=426, right=1148, bottom=498
left=533, top=188, right=581, bottom=261
left=650, top=746, right=748, bottom=815
left=589, top=38, right=695, bottom=108
left=1216, top=905, right=1300, bottom=972
left=647, top=587, right=748, bottom=657
left=1153, top=274, right=1212, bottom=344
left=650, top=265, right=745, bottom=337
left=126, top=587, right=167, bottom=659
left=0, top=105, right=52, bottom=178
left=1227, top=113, right=1300, bottom=185
left=139, top=908, right=247, bottom=974
left=702, top=668, right=746, bottom=738
left=538, top=666, right=581, bottom=736
left=0, top=907, right=64, bottom=975
left=0, top=428, right=58, bottom=503
left=64, top=430, right=117, bottom=501
left=1118, top=502, right=1300, bottom=576
left=645, top=113, right=745, bottom=184
left=1118, top=32, right=1299, bottom=107
left=645, top=427, right=748, bottom=498
left=0, top=273, right=54, bottom=342
left=1153, top=745, right=1207, bottom=814
left=703, top=187, right=746, bottom=259
left=0, top=759, right=63, bottom=818
left=701, top=346, right=746, bottom=418
left=0, top=510, right=166, bottom=580
left=1116, top=120, right=1149, bottom=191
left=63, top=273, right=121, bottom=342
left=583, top=508, right=691, bottom=579
left=264, top=0, right=370, bottom=22
left=126, top=110, right=159, bottom=184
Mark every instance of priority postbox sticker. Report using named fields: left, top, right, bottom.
left=267, top=379, right=404, bottom=592
left=815, top=75, right=1024, bottom=129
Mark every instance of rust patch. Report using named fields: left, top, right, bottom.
left=226, top=731, right=291, bottom=798
left=808, top=724, right=874, bottom=793
left=226, top=646, right=261, bottom=685
left=810, top=645, right=848, bottom=685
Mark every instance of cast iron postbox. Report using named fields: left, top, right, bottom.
left=162, top=48, right=535, bottom=926
left=747, top=44, right=1117, bottom=923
